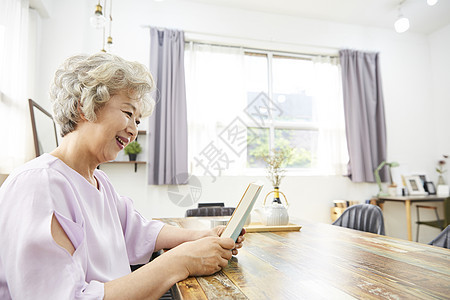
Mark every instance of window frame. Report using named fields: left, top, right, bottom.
left=243, top=49, right=321, bottom=172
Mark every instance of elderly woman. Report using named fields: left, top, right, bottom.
left=0, top=53, right=244, bottom=299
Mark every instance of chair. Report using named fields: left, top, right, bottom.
left=416, top=197, right=450, bottom=242
left=428, top=225, right=450, bottom=248
left=185, top=206, right=235, bottom=217
left=130, top=250, right=174, bottom=299
left=332, top=204, right=385, bottom=235
left=198, top=202, right=225, bottom=208
left=185, top=202, right=234, bottom=217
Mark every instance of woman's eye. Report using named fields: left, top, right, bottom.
left=123, top=111, right=132, bottom=117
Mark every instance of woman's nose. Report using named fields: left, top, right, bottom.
left=126, top=120, right=138, bottom=139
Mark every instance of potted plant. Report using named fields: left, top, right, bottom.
left=124, top=141, right=142, bottom=161
left=263, top=147, right=294, bottom=204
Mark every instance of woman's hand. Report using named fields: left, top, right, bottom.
left=166, top=236, right=235, bottom=277
left=207, top=226, right=246, bottom=256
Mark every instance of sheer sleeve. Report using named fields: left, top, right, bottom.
left=0, top=169, right=104, bottom=299
left=115, top=195, right=165, bottom=265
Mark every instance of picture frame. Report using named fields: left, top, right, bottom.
left=424, top=181, right=436, bottom=195
left=404, top=175, right=428, bottom=196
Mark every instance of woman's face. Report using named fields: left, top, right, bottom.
left=80, top=90, right=141, bottom=164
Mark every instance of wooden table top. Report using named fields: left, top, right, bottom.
left=158, top=217, right=450, bottom=300
left=377, top=195, right=447, bottom=202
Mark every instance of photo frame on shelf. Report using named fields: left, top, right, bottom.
left=404, top=175, right=428, bottom=196
left=418, top=174, right=427, bottom=185
left=424, top=181, right=436, bottom=195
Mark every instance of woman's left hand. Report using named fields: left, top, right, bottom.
left=208, top=226, right=246, bottom=256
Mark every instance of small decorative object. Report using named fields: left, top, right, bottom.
left=263, top=147, right=293, bottom=204
left=124, top=141, right=142, bottom=161
left=374, top=161, right=399, bottom=197
left=256, top=194, right=289, bottom=226
left=388, top=184, right=397, bottom=196
left=437, top=185, right=450, bottom=197
left=424, top=181, right=436, bottom=195
left=436, top=154, right=448, bottom=186
left=404, top=175, right=428, bottom=196
left=257, top=147, right=294, bottom=226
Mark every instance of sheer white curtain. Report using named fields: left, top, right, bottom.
left=313, top=56, right=348, bottom=175
left=184, top=43, right=246, bottom=175
left=0, top=0, right=30, bottom=174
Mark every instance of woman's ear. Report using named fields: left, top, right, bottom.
left=77, top=99, right=88, bottom=121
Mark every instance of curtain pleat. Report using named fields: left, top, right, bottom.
left=339, top=49, right=388, bottom=183
left=148, top=28, right=188, bottom=185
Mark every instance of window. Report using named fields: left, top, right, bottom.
left=185, top=44, right=347, bottom=178
left=245, top=52, right=320, bottom=169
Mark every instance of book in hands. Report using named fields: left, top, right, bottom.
left=220, top=182, right=263, bottom=241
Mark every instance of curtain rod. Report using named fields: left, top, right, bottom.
left=141, top=25, right=340, bottom=58
left=184, top=40, right=339, bottom=60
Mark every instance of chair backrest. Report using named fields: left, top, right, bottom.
left=198, top=202, right=225, bottom=208
left=332, top=204, right=385, bottom=235
left=429, top=225, right=450, bottom=248
left=185, top=207, right=235, bottom=217
left=444, top=197, right=450, bottom=227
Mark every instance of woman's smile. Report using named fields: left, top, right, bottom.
left=115, top=135, right=129, bottom=150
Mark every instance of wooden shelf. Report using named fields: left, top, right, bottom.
left=99, top=130, right=147, bottom=171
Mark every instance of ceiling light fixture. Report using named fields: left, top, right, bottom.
left=427, top=0, right=438, bottom=6
left=90, top=0, right=106, bottom=29
left=394, top=0, right=410, bottom=33
left=106, top=0, right=113, bottom=52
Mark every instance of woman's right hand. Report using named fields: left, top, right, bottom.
left=166, top=236, right=235, bottom=277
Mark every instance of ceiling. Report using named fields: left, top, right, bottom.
left=180, top=0, right=450, bottom=34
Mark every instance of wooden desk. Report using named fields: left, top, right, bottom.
left=376, top=196, right=446, bottom=241
left=158, top=218, right=450, bottom=299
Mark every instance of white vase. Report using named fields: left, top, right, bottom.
left=437, top=185, right=449, bottom=197
left=437, top=175, right=446, bottom=185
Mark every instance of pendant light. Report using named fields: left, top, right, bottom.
left=90, top=0, right=106, bottom=29
left=394, top=1, right=410, bottom=33
left=106, top=0, right=113, bottom=52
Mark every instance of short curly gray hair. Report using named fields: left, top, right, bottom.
left=50, top=52, right=155, bottom=137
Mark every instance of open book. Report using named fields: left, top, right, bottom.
left=220, top=182, right=263, bottom=241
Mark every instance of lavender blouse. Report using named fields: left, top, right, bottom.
left=0, top=154, right=165, bottom=299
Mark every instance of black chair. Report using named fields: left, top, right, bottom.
left=332, top=204, right=385, bottom=235
left=416, top=197, right=450, bottom=242
left=428, top=225, right=450, bottom=248
left=198, top=202, right=225, bottom=208
left=130, top=251, right=174, bottom=299
left=185, top=206, right=235, bottom=217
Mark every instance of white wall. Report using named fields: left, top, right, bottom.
left=31, top=0, right=450, bottom=242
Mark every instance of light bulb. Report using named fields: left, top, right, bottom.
left=427, top=0, right=438, bottom=6
left=394, top=16, right=410, bottom=33
left=90, top=4, right=106, bottom=29
left=106, top=36, right=113, bottom=52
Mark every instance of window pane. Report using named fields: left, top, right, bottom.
left=274, top=129, right=318, bottom=168
left=245, top=53, right=268, bottom=107
left=272, top=56, right=315, bottom=123
left=247, top=128, right=318, bottom=169
left=247, top=127, right=269, bottom=168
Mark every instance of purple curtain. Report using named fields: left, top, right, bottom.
left=148, top=28, right=188, bottom=185
left=340, top=49, right=388, bottom=183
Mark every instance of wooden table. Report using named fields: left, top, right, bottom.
left=375, top=196, right=446, bottom=241
left=158, top=217, right=450, bottom=299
